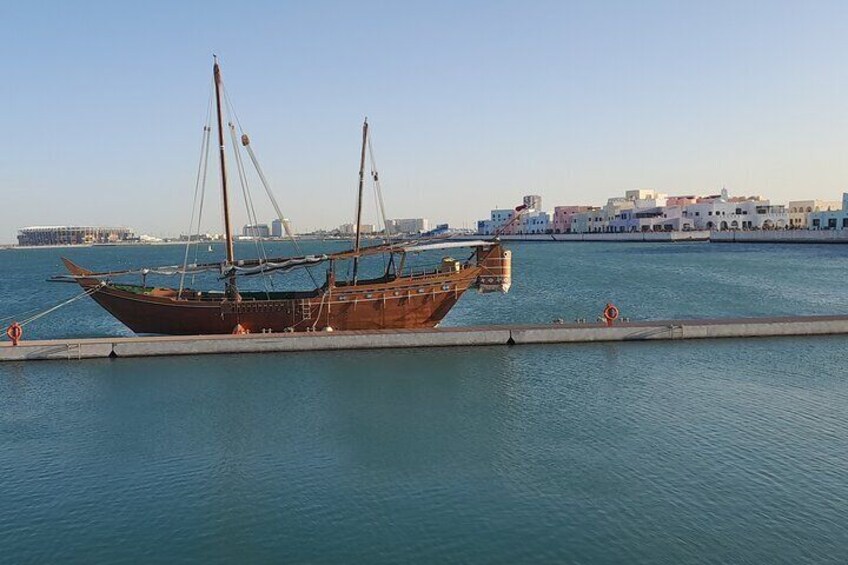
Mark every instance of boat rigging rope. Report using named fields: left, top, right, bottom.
left=367, top=134, right=392, bottom=245
left=180, top=89, right=214, bottom=297
left=371, top=169, right=387, bottom=273
left=228, top=122, right=273, bottom=299
left=224, top=84, right=321, bottom=290
left=311, top=291, right=328, bottom=330
left=1, top=283, right=105, bottom=329
left=190, top=127, right=211, bottom=290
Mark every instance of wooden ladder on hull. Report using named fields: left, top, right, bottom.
left=297, top=300, right=312, bottom=322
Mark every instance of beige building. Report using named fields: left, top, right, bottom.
left=787, top=200, right=841, bottom=228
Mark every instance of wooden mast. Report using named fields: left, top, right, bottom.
left=213, top=56, right=237, bottom=297
left=352, top=118, right=368, bottom=283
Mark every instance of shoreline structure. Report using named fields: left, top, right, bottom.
left=4, top=315, right=848, bottom=362
left=8, top=230, right=848, bottom=249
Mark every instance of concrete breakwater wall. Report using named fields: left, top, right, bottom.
left=491, top=232, right=710, bottom=242
left=710, top=230, right=848, bottom=243
left=3, top=315, right=848, bottom=362
left=458, top=231, right=848, bottom=243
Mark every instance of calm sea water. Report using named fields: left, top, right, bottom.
left=2, top=242, right=848, bottom=563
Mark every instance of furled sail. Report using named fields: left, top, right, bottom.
left=221, top=255, right=328, bottom=278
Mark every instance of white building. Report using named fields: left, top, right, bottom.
left=477, top=194, right=548, bottom=235
left=683, top=197, right=788, bottom=230
left=477, top=209, right=516, bottom=235
left=271, top=218, right=292, bottom=237
left=523, top=194, right=542, bottom=211
left=517, top=210, right=551, bottom=234
left=787, top=200, right=841, bottom=229
left=242, top=224, right=270, bottom=238
left=571, top=189, right=669, bottom=233
left=387, top=218, right=430, bottom=234
left=608, top=205, right=694, bottom=232
left=570, top=209, right=606, bottom=233
left=809, top=193, right=848, bottom=229
left=338, top=223, right=375, bottom=235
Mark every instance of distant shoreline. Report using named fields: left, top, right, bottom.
left=7, top=230, right=848, bottom=249
left=0, top=236, right=363, bottom=250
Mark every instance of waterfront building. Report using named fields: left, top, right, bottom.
left=666, top=195, right=700, bottom=207
left=338, top=223, right=375, bottom=235
left=808, top=193, right=848, bottom=229
left=477, top=208, right=517, bottom=235
left=597, top=190, right=666, bottom=233
left=475, top=187, right=806, bottom=236
left=271, top=218, right=292, bottom=238
left=242, top=224, right=270, bottom=238
left=787, top=200, right=841, bottom=229
left=523, top=194, right=542, bottom=211
left=683, top=196, right=788, bottom=230
left=624, top=189, right=668, bottom=208
left=387, top=218, right=430, bottom=234
left=423, top=223, right=475, bottom=237
left=570, top=208, right=606, bottom=234
left=179, top=233, right=222, bottom=242
left=17, top=226, right=134, bottom=246
left=608, top=205, right=694, bottom=232
left=517, top=210, right=551, bottom=234
left=477, top=194, right=548, bottom=235
left=552, top=206, right=594, bottom=233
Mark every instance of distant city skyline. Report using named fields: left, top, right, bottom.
left=3, top=1, right=848, bottom=243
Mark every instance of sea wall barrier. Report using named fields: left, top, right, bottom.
left=487, top=232, right=710, bottom=242
left=709, top=230, right=848, bottom=243
left=455, top=231, right=848, bottom=243
left=3, top=315, right=848, bottom=362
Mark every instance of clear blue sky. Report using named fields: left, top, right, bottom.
left=2, top=0, right=847, bottom=241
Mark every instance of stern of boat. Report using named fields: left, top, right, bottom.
left=474, top=243, right=512, bottom=293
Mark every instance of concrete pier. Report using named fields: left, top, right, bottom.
left=3, top=315, right=848, bottom=362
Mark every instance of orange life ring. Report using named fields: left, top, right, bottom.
left=6, top=322, right=23, bottom=346
left=603, top=303, right=619, bottom=323
left=232, top=323, right=248, bottom=335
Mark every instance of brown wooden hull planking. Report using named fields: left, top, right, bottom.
left=62, top=243, right=511, bottom=335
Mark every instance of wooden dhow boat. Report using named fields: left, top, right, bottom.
left=59, top=59, right=516, bottom=335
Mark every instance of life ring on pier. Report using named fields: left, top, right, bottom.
left=232, top=323, right=248, bottom=335
left=6, top=322, right=22, bottom=346
left=603, top=304, right=619, bottom=326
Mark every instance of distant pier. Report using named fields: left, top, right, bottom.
left=3, top=315, right=848, bottom=362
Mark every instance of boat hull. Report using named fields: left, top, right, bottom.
left=65, top=262, right=481, bottom=335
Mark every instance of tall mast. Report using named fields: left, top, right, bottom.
left=352, top=118, right=368, bottom=283
left=213, top=56, right=237, bottom=296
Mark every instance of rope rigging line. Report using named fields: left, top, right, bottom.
left=367, top=133, right=392, bottom=245
left=180, top=88, right=214, bottom=297
left=190, top=97, right=215, bottom=289
left=371, top=171, right=387, bottom=273
left=190, top=148, right=211, bottom=289
left=2, top=283, right=106, bottom=329
left=228, top=121, right=273, bottom=298
left=0, top=303, right=54, bottom=326
left=223, top=84, right=321, bottom=290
